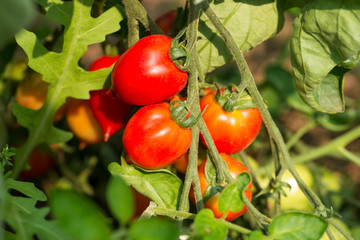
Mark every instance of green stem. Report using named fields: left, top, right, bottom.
left=126, top=0, right=164, bottom=35
left=286, top=120, right=316, bottom=150
left=328, top=218, right=355, bottom=240
left=292, top=125, right=360, bottom=164
left=122, top=0, right=139, bottom=47
left=198, top=0, right=322, bottom=221
left=337, top=147, right=360, bottom=166
left=238, top=152, right=262, bottom=193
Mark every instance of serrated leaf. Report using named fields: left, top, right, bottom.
left=6, top=178, right=47, bottom=201
left=4, top=192, right=72, bottom=240
left=12, top=0, right=123, bottom=176
left=129, top=217, right=179, bottom=240
left=108, top=160, right=187, bottom=211
left=197, top=0, right=283, bottom=74
left=290, top=0, right=360, bottom=113
left=193, top=209, right=228, bottom=240
left=50, top=190, right=111, bottom=240
left=218, top=172, right=250, bottom=214
left=106, top=175, right=135, bottom=225
left=268, top=212, right=328, bottom=240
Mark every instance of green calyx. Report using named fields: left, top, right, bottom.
left=215, top=84, right=257, bottom=112
left=169, top=27, right=189, bottom=71
left=170, top=100, right=204, bottom=129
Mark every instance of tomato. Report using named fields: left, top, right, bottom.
left=111, top=35, right=188, bottom=105
left=196, top=153, right=252, bottom=221
left=173, top=152, right=188, bottom=174
left=89, top=89, right=133, bottom=141
left=132, top=188, right=151, bottom=219
left=199, top=91, right=262, bottom=154
left=66, top=98, right=104, bottom=148
left=20, top=146, right=55, bottom=181
left=15, top=70, right=67, bottom=122
left=155, top=10, right=177, bottom=36
left=123, top=102, right=192, bottom=169
left=88, top=55, right=120, bottom=71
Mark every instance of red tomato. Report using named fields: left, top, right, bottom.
left=123, top=102, right=192, bottom=169
left=88, top=55, right=120, bottom=71
left=197, top=153, right=252, bottom=221
left=200, top=91, right=262, bottom=154
left=111, top=35, right=188, bottom=105
left=155, top=10, right=177, bottom=36
left=89, top=89, right=133, bottom=141
left=20, top=146, right=55, bottom=181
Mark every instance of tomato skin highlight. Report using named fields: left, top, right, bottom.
left=123, top=102, right=192, bottom=169
left=200, top=91, right=262, bottom=154
left=111, top=35, right=188, bottom=105
left=88, top=55, right=120, bottom=71
left=197, top=153, right=252, bottom=221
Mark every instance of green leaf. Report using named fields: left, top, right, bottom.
left=193, top=209, right=228, bottom=240
left=3, top=179, right=72, bottom=240
left=129, top=217, right=179, bottom=240
left=106, top=175, right=135, bottom=225
left=268, top=212, right=328, bottom=240
left=6, top=178, right=47, bottom=201
left=12, top=0, right=123, bottom=176
left=290, top=0, right=360, bottom=113
left=197, top=0, right=284, bottom=74
left=108, top=160, right=187, bottom=211
left=0, top=0, right=35, bottom=49
left=218, top=172, right=250, bottom=214
left=50, top=190, right=111, bottom=240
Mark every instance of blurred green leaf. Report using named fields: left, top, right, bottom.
left=106, top=175, right=135, bottom=225
left=315, top=109, right=360, bottom=132
left=2, top=179, right=72, bottom=240
left=129, top=218, right=179, bottom=240
left=198, top=0, right=284, bottom=74
left=268, top=212, right=328, bottom=240
left=218, top=172, right=250, bottom=214
left=193, top=209, right=227, bottom=240
left=290, top=0, right=360, bottom=113
left=0, top=0, right=35, bottom=49
left=12, top=0, right=123, bottom=176
left=249, top=230, right=264, bottom=240
left=108, top=159, right=187, bottom=211
left=50, top=190, right=111, bottom=240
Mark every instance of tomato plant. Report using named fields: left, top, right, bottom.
left=122, top=102, right=191, bottom=169
left=196, top=153, right=252, bottom=221
left=111, top=35, right=188, bottom=105
left=199, top=90, right=262, bottom=154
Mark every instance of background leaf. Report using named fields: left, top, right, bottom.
left=290, top=0, right=360, bottom=113
left=12, top=0, right=123, bottom=176
left=108, top=160, right=187, bottom=211
left=50, top=190, right=111, bottom=240
left=106, top=175, right=135, bottom=225
left=268, top=212, right=328, bottom=240
left=193, top=209, right=228, bottom=240
left=0, top=0, right=35, bottom=49
left=129, top=217, right=179, bottom=240
left=197, top=0, right=283, bottom=74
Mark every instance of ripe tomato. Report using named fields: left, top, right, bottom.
left=89, top=89, right=133, bottom=141
left=197, top=153, right=252, bottom=221
left=66, top=98, right=104, bottom=148
left=88, top=55, right=120, bottom=71
left=20, top=146, right=55, bottom=181
left=155, top=10, right=177, bottom=36
left=200, top=91, right=262, bottom=154
left=123, top=102, right=192, bottom=169
left=111, top=35, right=188, bottom=105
